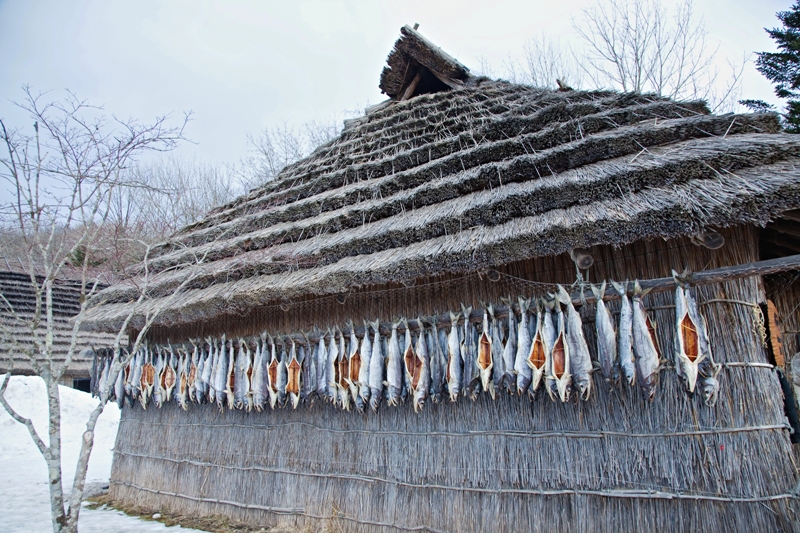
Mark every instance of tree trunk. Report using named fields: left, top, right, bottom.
left=45, top=376, right=67, bottom=533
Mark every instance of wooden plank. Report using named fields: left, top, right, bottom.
left=399, top=71, right=422, bottom=101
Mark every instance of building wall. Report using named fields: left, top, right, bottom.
left=109, top=227, right=800, bottom=532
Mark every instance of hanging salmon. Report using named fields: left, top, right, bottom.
left=140, top=347, right=155, bottom=409
left=592, top=282, right=619, bottom=387
left=187, top=342, right=198, bottom=403
left=402, top=319, right=417, bottom=402
left=347, top=323, right=362, bottom=410
left=287, top=340, right=302, bottom=409
left=611, top=281, right=636, bottom=387
left=461, top=305, right=480, bottom=400
left=527, top=299, right=550, bottom=396
left=130, top=348, right=143, bottom=404
left=315, top=332, right=328, bottom=402
left=689, top=287, right=721, bottom=407
left=558, top=286, right=592, bottom=401
left=267, top=334, right=280, bottom=409
left=223, top=339, right=236, bottom=409
left=477, top=308, right=494, bottom=395
left=202, top=338, right=215, bottom=403
left=251, top=333, right=266, bottom=411
left=153, top=348, right=166, bottom=408
left=357, top=321, right=372, bottom=411
left=386, top=320, right=404, bottom=407
left=326, top=330, right=339, bottom=405
left=337, top=331, right=350, bottom=410
left=234, top=339, right=249, bottom=410
left=545, top=298, right=571, bottom=403
left=213, top=335, right=228, bottom=410
left=489, top=305, right=504, bottom=400
left=632, top=281, right=661, bottom=401
left=514, top=298, right=533, bottom=396
left=177, top=350, right=190, bottom=411
left=276, top=339, right=289, bottom=408
left=501, top=300, right=518, bottom=394
left=368, top=320, right=384, bottom=412
left=673, top=278, right=703, bottom=393
left=446, top=311, right=462, bottom=402
left=412, top=319, right=431, bottom=412
left=429, top=320, right=446, bottom=403
left=300, top=334, right=316, bottom=406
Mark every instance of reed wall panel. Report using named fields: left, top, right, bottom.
left=110, top=228, right=800, bottom=532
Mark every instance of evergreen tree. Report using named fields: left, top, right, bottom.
left=756, top=1, right=800, bottom=132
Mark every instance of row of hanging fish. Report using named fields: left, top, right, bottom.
left=90, top=280, right=721, bottom=412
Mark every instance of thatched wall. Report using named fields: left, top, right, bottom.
left=109, top=227, right=800, bottom=532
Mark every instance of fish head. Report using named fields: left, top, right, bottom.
left=702, top=376, right=720, bottom=406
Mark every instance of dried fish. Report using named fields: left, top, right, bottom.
left=559, top=286, right=592, bottom=401
left=501, top=301, right=517, bottom=394
left=300, top=335, right=315, bottom=405
left=461, top=305, right=480, bottom=400
left=690, top=287, right=721, bottom=407
left=212, top=335, right=228, bottom=409
left=368, top=320, right=384, bottom=412
left=234, top=339, right=250, bottom=410
left=347, top=323, right=362, bottom=410
left=527, top=299, right=550, bottom=396
left=386, top=320, right=404, bottom=407
left=153, top=348, right=165, bottom=408
left=130, top=348, right=143, bottom=404
left=592, top=282, right=619, bottom=387
left=673, top=280, right=702, bottom=393
left=267, top=335, right=280, bottom=409
left=326, top=330, right=339, bottom=405
left=276, top=339, right=288, bottom=408
left=412, top=319, right=431, bottom=412
left=140, top=348, right=155, bottom=410
left=402, top=319, right=417, bottom=403
left=477, top=308, right=494, bottom=396
left=429, top=321, right=445, bottom=403
left=446, top=311, right=462, bottom=401
left=337, top=331, right=350, bottom=411
left=357, top=321, right=372, bottom=411
left=177, top=351, right=189, bottom=411
left=286, top=340, right=302, bottom=409
left=612, top=281, right=636, bottom=387
left=224, top=340, right=236, bottom=409
left=514, top=298, right=533, bottom=396
left=251, top=333, right=266, bottom=411
left=316, top=332, right=328, bottom=401
left=489, top=305, right=504, bottom=399
left=187, top=342, right=198, bottom=404
left=546, top=298, right=571, bottom=403
left=632, top=281, right=661, bottom=401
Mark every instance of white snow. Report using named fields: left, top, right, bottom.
left=0, top=375, right=207, bottom=532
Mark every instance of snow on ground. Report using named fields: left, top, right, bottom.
left=0, top=375, right=207, bottom=532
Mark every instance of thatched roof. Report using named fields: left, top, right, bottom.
left=0, top=271, right=119, bottom=378
left=83, top=30, right=800, bottom=334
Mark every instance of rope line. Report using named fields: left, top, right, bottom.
left=118, top=418, right=789, bottom=440
left=111, top=467, right=798, bottom=504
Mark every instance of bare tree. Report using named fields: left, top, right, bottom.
left=572, top=0, right=745, bottom=112
left=504, top=35, right=585, bottom=89
left=0, top=87, right=208, bottom=533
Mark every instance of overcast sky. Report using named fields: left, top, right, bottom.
left=0, top=0, right=789, bottom=170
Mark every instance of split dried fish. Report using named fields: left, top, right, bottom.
left=287, top=340, right=302, bottom=409
left=347, top=323, right=363, bottom=410
left=612, top=281, right=636, bottom=387
left=514, top=298, right=533, bottom=396
left=316, top=332, right=328, bottom=401
left=326, top=331, right=339, bottom=405
left=276, top=339, right=288, bottom=408
left=527, top=299, right=549, bottom=396
left=337, top=331, right=350, bottom=411
left=251, top=333, right=266, bottom=411
left=632, top=281, right=661, bottom=401
left=674, top=280, right=703, bottom=393
left=267, top=335, right=280, bottom=409
left=592, top=282, right=619, bottom=387
left=412, top=319, right=431, bottom=412
left=300, top=335, right=315, bottom=405
left=489, top=305, right=504, bottom=400
left=429, top=321, right=446, bottom=403
left=477, top=308, right=494, bottom=396
left=234, top=339, right=250, bottom=410
left=546, top=298, right=571, bottom=403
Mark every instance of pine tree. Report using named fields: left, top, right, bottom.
left=756, top=1, right=800, bottom=132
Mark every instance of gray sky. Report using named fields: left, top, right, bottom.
left=0, top=0, right=789, bottom=169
